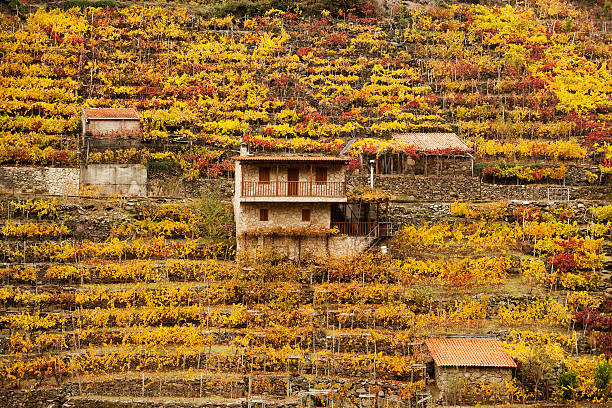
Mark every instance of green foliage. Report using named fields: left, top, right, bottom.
left=594, top=359, right=611, bottom=395
left=521, top=346, right=557, bottom=392
left=1, top=0, right=24, bottom=16
left=196, top=193, right=235, bottom=247
left=563, top=16, right=573, bottom=33
left=208, top=0, right=369, bottom=18
left=146, top=160, right=180, bottom=175
left=59, top=0, right=123, bottom=9
left=210, top=0, right=297, bottom=17
left=558, top=369, right=578, bottom=399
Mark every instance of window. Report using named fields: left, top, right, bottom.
left=302, top=209, right=311, bottom=222
left=258, top=167, right=270, bottom=183
left=259, top=208, right=269, bottom=221
left=315, top=167, right=328, bottom=185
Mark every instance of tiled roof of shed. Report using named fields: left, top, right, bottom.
left=234, top=156, right=349, bottom=163
left=425, top=338, right=517, bottom=368
left=392, top=133, right=472, bottom=153
left=83, top=108, right=140, bottom=120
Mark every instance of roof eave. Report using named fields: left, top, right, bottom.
left=86, top=117, right=141, bottom=120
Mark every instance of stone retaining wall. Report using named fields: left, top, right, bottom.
left=0, top=167, right=79, bottom=196
left=80, top=164, right=147, bottom=197
left=349, top=175, right=611, bottom=202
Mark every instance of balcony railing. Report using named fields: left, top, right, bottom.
left=242, top=181, right=346, bottom=198
left=331, top=222, right=393, bottom=237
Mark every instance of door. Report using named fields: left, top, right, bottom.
left=288, top=168, right=299, bottom=196
left=258, top=167, right=270, bottom=195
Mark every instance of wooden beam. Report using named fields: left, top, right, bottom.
left=309, top=165, right=313, bottom=196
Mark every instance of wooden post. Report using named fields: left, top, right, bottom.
left=310, top=165, right=313, bottom=196
left=276, top=164, right=279, bottom=196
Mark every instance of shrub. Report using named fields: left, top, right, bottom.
left=594, top=359, right=611, bottom=395
left=558, top=369, right=578, bottom=399
left=147, top=160, right=179, bottom=175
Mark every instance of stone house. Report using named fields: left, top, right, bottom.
left=425, top=337, right=516, bottom=402
left=360, top=133, right=474, bottom=177
left=82, top=108, right=141, bottom=139
left=233, top=150, right=392, bottom=261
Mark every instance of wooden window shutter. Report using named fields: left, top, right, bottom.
left=259, top=167, right=270, bottom=183
left=315, top=167, right=327, bottom=184
left=259, top=208, right=269, bottom=221
left=302, top=209, right=311, bottom=222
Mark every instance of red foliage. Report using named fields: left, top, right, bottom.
left=574, top=310, right=612, bottom=331
left=272, top=74, right=290, bottom=87
left=296, top=46, right=313, bottom=56
left=585, top=127, right=612, bottom=146
left=481, top=166, right=499, bottom=179
left=594, top=332, right=612, bottom=357
left=549, top=252, right=576, bottom=273
left=347, top=157, right=361, bottom=171
left=325, top=33, right=348, bottom=46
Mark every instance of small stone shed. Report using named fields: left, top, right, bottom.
left=363, top=133, right=473, bottom=176
left=425, top=338, right=516, bottom=396
left=82, top=108, right=141, bottom=139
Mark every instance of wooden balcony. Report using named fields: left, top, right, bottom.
left=241, top=180, right=346, bottom=198
left=331, top=222, right=393, bottom=237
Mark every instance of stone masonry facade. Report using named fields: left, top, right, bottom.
left=0, top=166, right=80, bottom=196
left=435, top=365, right=513, bottom=403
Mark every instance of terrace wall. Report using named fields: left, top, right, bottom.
left=349, top=175, right=611, bottom=201
left=80, top=164, right=147, bottom=197
left=0, top=166, right=79, bottom=196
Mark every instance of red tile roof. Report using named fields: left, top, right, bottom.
left=83, top=108, right=140, bottom=120
left=234, top=155, right=349, bottom=163
left=393, top=133, right=472, bottom=153
left=425, top=338, right=517, bottom=368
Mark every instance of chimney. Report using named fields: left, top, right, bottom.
left=239, top=143, right=249, bottom=157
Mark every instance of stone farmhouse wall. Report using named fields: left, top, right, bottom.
left=235, top=202, right=331, bottom=233
left=435, top=365, right=513, bottom=403
left=240, top=234, right=371, bottom=261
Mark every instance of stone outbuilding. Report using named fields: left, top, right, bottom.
left=425, top=337, right=516, bottom=401
left=80, top=108, right=146, bottom=197
left=233, top=148, right=392, bottom=261
left=361, top=132, right=474, bottom=177
left=82, top=108, right=141, bottom=141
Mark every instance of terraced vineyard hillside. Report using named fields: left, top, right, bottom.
left=0, top=1, right=610, bottom=176
left=0, top=0, right=611, bottom=407
left=1, top=197, right=611, bottom=406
